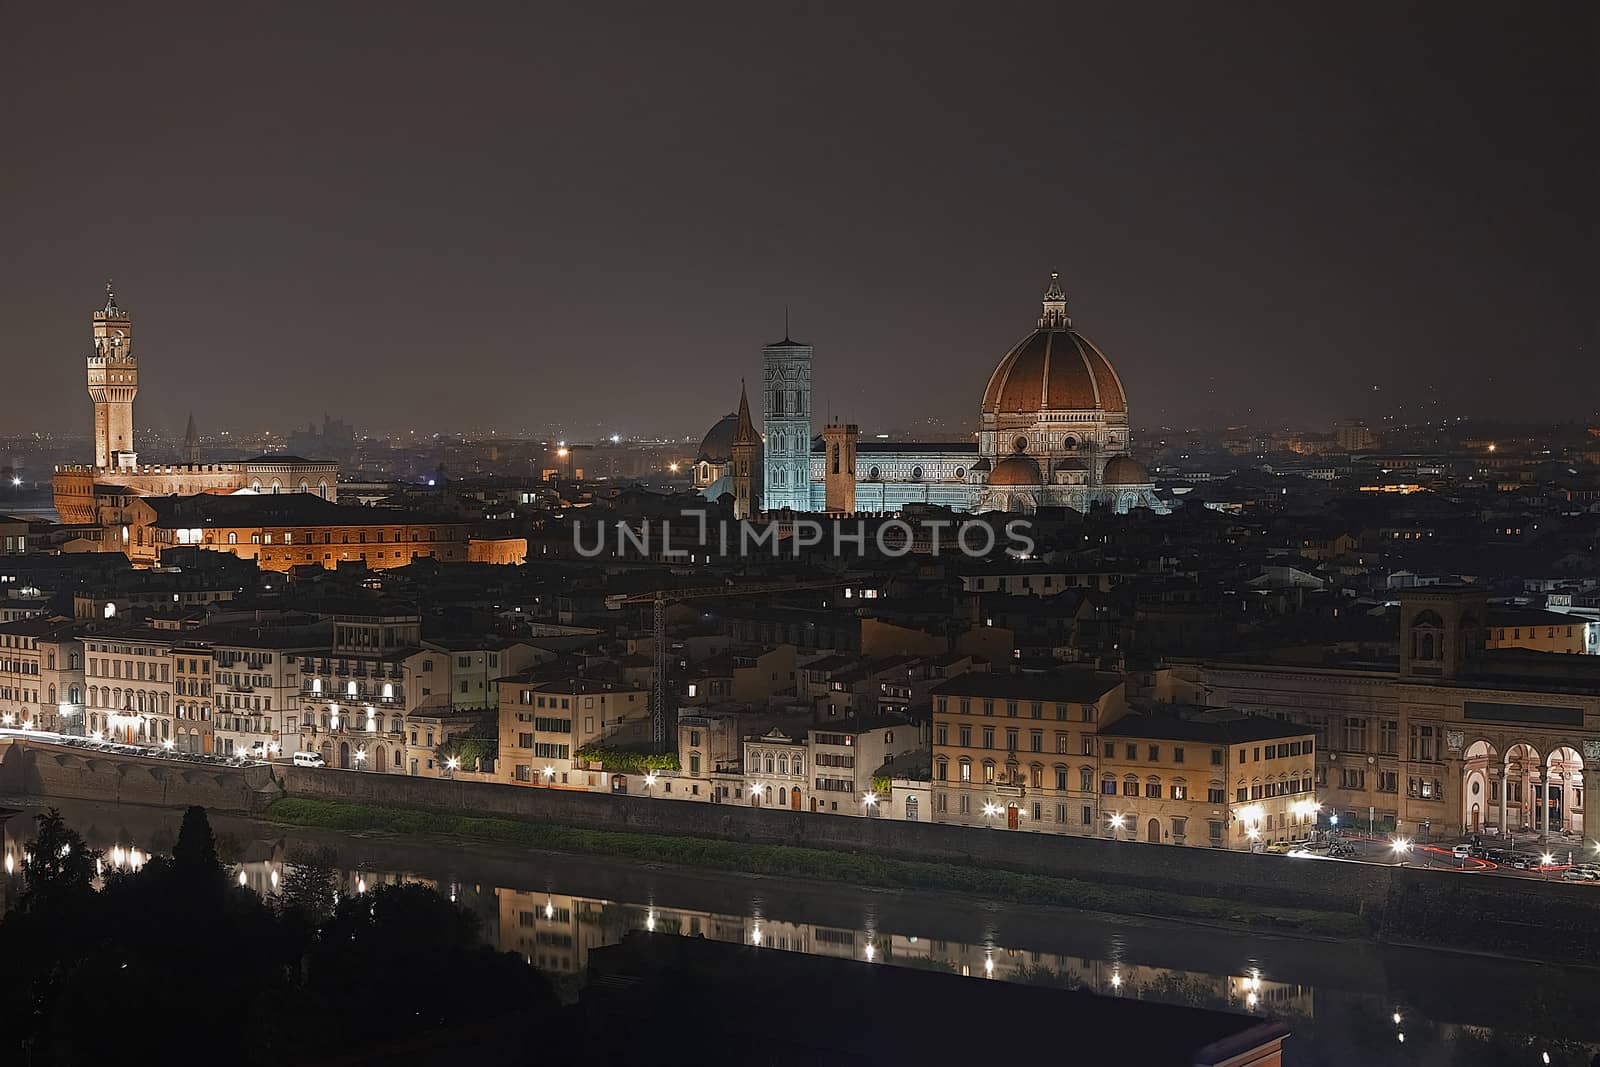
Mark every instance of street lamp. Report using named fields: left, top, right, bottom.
left=643, top=772, right=657, bottom=796
left=982, top=801, right=1000, bottom=827
left=354, top=748, right=367, bottom=766
left=1391, top=837, right=1411, bottom=865
left=862, top=791, right=879, bottom=814
left=1108, top=812, right=1126, bottom=837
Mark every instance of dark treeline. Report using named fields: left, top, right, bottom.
left=0, top=807, right=565, bottom=1065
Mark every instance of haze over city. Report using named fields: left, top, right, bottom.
left=2, top=3, right=1593, bottom=438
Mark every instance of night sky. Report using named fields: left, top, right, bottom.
left=2, top=3, right=1593, bottom=440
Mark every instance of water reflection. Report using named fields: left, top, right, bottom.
left=5, top=803, right=1598, bottom=1066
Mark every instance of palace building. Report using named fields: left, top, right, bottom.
left=53, top=286, right=338, bottom=525
left=1182, top=586, right=1600, bottom=840
left=696, top=275, right=1167, bottom=515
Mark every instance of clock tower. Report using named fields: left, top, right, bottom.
left=87, top=283, right=138, bottom=468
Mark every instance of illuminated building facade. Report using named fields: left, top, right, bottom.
left=53, top=287, right=339, bottom=525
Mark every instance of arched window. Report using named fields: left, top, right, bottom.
left=935, top=757, right=949, bottom=781
left=1080, top=766, right=1094, bottom=792
left=1145, top=775, right=1162, bottom=799
left=793, top=754, right=803, bottom=776
left=982, top=759, right=996, bottom=784
left=777, top=754, right=788, bottom=775
left=1170, top=778, right=1188, bottom=800
left=227, top=532, right=238, bottom=545
left=958, top=757, right=972, bottom=782
left=1123, top=774, right=1139, bottom=797
left=765, top=755, right=774, bottom=774
left=748, top=752, right=760, bottom=774
left=1030, top=763, right=1043, bottom=789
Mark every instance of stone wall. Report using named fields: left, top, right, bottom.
left=0, top=738, right=281, bottom=815
left=279, top=765, right=1391, bottom=914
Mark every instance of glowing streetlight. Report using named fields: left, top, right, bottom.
left=1392, top=1011, right=1402, bottom=1025
left=10, top=477, right=20, bottom=487
left=162, top=738, right=174, bottom=751
left=751, top=924, right=763, bottom=946
left=668, top=462, right=680, bottom=474
left=1111, top=970, right=1123, bottom=991
left=1391, top=838, right=1411, bottom=865
left=862, top=791, right=879, bottom=810
left=983, top=954, right=994, bottom=977
left=354, top=748, right=367, bottom=764
left=645, top=909, right=656, bottom=932
left=982, top=801, right=1000, bottom=827
left=864, top=942, right=876, bottom=962
left=542, top=765, right=555, bottom=781
left=238, top=869, right=247, bottom=887
left=556, top=448, right=569, bottom=459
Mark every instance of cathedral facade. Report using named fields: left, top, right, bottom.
left=698, top=275, right=1166, bottom=516
left=53, top=287, right=338, bottom=525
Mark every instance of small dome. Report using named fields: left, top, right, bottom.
left=1053, top=458, right=1089, bottom=473
left=1102, top=455, right=1151, bottom=485
left=988, top=454, right=1043, bottom=486
left=696, top=413, right=739, bottom=464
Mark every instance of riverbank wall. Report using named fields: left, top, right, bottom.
left=0, top=737, right=282, bottom=814
left=4, top=737, right=1598, bottom=961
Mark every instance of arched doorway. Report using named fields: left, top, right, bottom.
left=1505, top=743, right=1542, bottom=834
left=751, top=792, right=761, bottom=809
left=373, top=744, right=386, bottom=772
left=320, top=741, right=333, bottom=765
left=1147, top=818, right=1161, bottom=844
left=1462, top=740, right=1498, bottom=833
left=338, top=742, right=351, bottom=769
left=1548, top=747, right=1584, bottom=835
left=791, top=789, right=803, bottom=812
left=1006, top=803, right=1019, bottom=830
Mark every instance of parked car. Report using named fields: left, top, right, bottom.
left=1452, top=844, right=1472, bottom=859
left=292, top=750, right=326, bottom=768
left=1265, top=840, right=1297, bottom=854
left=1508, top=853, right=1533, bottom=870
left=1561, top=868, right=1596, bottom=882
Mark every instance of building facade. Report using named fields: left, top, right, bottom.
left=1191, top=587, right=1600, bottom=840
left=54, top=287, right=338, bottom=524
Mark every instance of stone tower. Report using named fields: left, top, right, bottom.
left=87, top=283, right=138, bottom=468
left=183, top=412, right=201, bottom=465
left=822, top=419, right=857, bottom=514
left=1399, top=586, right=1487, bottom=678
left=761, top=330, right=812, bottom=512
left=730, top=380, right=760, bottom=520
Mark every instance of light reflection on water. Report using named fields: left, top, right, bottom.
left=7, top=807, right=1600, bottom=1066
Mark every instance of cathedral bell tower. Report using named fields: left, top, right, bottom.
left=762, top=327, right=812, bottom=512
left=87, top=283, right=138, bottom=468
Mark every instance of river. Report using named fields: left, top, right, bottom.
left=4, top=799, right=1596, bottom=1066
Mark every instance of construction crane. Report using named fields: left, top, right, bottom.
left=606, top=576, right=853, bottom=750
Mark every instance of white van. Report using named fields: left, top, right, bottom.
left=292, top=750, right=326, bottom=768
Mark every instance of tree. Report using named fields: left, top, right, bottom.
left=278, top=844, right=339, bottom=924
left=17, top=808, right=100, bottom=914
left=172, top=805, right=225, bottom=888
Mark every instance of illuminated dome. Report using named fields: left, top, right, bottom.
left=1101, top=454, right=1151, bottom=485
left=988, top=454, right=1043, bottom=486
left=696, top=412, right=739, bottom=463
left=981, top=276, right=1126, bottom=416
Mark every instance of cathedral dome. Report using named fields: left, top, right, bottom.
left=988, top=454, right=1043, bottom=486
left=696, top=413, right=739, bottom=463
left=981, top=275, right=1127, bottom=416
left=1101, top=455, right=1151, bottom=485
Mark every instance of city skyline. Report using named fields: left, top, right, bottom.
left=1, top=4, right=1593, bottom=438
